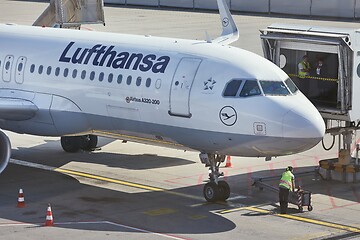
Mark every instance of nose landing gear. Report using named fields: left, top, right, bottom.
left=200, top=153, right=230, bottom=202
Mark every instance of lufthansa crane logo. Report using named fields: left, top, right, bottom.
left=222, top=17, right=229, bottom=27
left=219, top=106, right=237, bottom=126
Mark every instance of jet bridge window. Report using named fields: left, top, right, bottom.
left=223, top=80, right=242, bottom=97
left=240, top=81, right=261, bottom=97
left=260, top=81, right=290, bottom=96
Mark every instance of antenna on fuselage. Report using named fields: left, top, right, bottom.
left=212, top=0, right=239, bottom=45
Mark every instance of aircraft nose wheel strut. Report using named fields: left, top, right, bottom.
left=200, top=153, right=230, bottom=202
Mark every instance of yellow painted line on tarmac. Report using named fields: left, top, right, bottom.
left=144, top=208, right=177, bottom=216
left=55, top=168, right=164, bottom=192
left=220, top=206, right=360, bottom=233
left=277, top=213, right=360, bottom=233
left=11, top=159, right=203, bottom=201
left=54, top=168, right=204, bottom=201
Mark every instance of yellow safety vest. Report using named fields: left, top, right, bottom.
left=279, top=170, right=293, bottom=191
left=298, top=61, right=310, bottom=78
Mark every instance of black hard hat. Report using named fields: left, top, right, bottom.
left=286, top=166, right=293, bottom=172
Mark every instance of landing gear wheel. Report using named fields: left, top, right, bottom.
left=218, top=181, right=230, bottom=201
left=203, top=182, right=220, bottom=202
left=61, top=136, right=81, bottom=153
left=80, top=135, right=98, bottom=151
left=308, top=205, right=313, bottom=211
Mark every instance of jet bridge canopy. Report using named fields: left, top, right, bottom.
left=260, top=24, right=356, bottom=121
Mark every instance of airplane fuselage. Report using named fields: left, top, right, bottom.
left=0, top=24, right=324, bottom=157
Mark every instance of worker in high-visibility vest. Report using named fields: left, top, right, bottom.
left=298, top=55, right=311, bottom=78
left=279, top=166, right=295, bottom=214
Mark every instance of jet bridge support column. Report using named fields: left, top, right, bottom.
left=319, top=120, right=360, bottom=183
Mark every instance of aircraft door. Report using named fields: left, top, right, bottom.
left=169, top=58, right=202, bottom=118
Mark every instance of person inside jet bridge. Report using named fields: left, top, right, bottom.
left=298, top=55, right=311, bottom=78
left=279, top=166, right=295, bottom=214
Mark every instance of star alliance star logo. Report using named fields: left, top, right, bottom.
left=204, top=78, right=216, bottom=91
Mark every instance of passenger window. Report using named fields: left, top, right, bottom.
left=240, top=81, right=261, bottom=97
left=127, top=76, right=132, bottom=85
left=90, top=71, right=95, bottom=81
left=30, top=64, right=35, bottom=73
left=223, top=80, right=242, bottom=97
left=117, top=74, right=123, bottom=84
left=38, top=65, right=43, bottom=74
left=99, top=72, right=104, bottom=82
left=47, top=66, right=52, bottom=75
left=136, top=77, right=142, bottom=86
left=55, top=67, right=60, bottom=76
left=260, top=81, right=290, bottom=96
left=72, top=69, right=77, bottom=78
left=146, top=78, right=151, bottom=88
left=81, top=70, right=86, bottom=79
left=63, top=68, right=69, bottom=77
left=108, top=73, right=113, bottom=83
left=18, top=63, right=23, bottom=72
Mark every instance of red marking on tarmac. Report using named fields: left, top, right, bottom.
left=268, top=162, right=275, bottom=177
left=326, top=187, right=337, bottom=209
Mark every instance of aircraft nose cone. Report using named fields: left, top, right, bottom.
left=282, top=110, right=325, bottom=139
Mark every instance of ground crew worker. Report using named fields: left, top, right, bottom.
left=298, top=55, right=311, bottom=78
left=279, top=166, right=295, bottom=214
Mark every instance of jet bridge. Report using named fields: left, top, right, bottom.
left=260, top=24, right=360, bottom=168
left=33, top=0, right=105, bottom=28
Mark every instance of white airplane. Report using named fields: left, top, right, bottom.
left=0, top=0, right=325, bottom=202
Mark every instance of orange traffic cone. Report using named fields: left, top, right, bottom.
left=17, top=189, right=25, bottom=208
left=45, top=204, right=54, bottom=226
left=225, top=155, right=232, bottom=168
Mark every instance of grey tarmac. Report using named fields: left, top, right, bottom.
left=0, top=1, right=359, bottom=239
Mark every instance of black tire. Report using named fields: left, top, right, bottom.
left=80, top=135, right=98, bottom=151
left=218, top=181, right=231, bottom=201
left=203, top=182, right=220, bottom=202
left=61, top=136, right=81, bottom=153
left=308, top=205, right=313, bottom=211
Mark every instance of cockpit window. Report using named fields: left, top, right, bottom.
left=285, top=78, right=298, bottom=94
left=223, top=80, right=242, bottom=97
left=240, top=81, right=261, bottom=97
left=260, top=81, right=290, bottom=96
